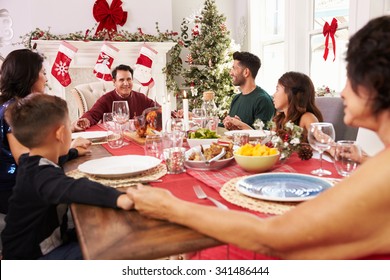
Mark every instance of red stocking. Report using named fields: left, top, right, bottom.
left=51, top=41, right=78, bottom=87
left=93, top=42, right=119, bottom=81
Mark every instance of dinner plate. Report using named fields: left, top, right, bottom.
left=71, top=131, right=108, bottom=141
left=184, top=144, right=236, bottom=171
left=224, top=129, right=271, bottom=138
left=78, top=155, right=161, bottom=178
left=236, top=173, right=332, bottom=202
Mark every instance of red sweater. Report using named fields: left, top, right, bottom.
left=81, top=90, right=158, bottom=126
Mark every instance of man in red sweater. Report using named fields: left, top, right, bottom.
left=72, top=64, right=158, bottom=131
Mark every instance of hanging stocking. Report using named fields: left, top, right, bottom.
left=93, top=42, right=119, bottom=81
left=133, top=45, right=158, bottom=92
left=51, top=41, right=78, bottom=87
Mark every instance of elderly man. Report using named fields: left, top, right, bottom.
left=72, top=64, right=157, bottom=131
left=223, top=51, right=274, bottom=130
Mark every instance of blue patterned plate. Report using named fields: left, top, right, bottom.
left=236, top=173, right=332, bottom=202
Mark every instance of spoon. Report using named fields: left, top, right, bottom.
left=205, top=148, right=226, bottom=166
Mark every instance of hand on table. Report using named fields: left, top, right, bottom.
left=72, top=118, right=91, bottom=132
left=126, top=184, right=178, bottom=220
left=223, top=115, right=250, bottom=130
left=71, top=137, right=92, bottom=156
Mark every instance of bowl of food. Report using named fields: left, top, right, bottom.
left=185, top=141, right=235, bottom=170
left=234, top=143, right=280, bottom=172
left=187, top=128, right=220, bottom=148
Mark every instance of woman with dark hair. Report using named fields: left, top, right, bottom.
left=127, top=16, right=390, bottom=259
left=273, top=71, right=323, bottom=136
left=0, top=49, right=90, bottom=214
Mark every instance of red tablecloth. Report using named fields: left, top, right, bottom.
left=86, top=126, right=388, bottom=260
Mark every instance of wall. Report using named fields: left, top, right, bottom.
left=1, top=0, right=245, bottom=57
left=0, top=0, right=174, bottom=56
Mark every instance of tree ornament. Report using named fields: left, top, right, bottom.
left=190, top=82, right=198, bottom=97
left=186, top=54, right=194, bottom=65
left=192, top=24, right=200, bottom=37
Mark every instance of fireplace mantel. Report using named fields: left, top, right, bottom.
left=33, top=40, right=176, bottom=105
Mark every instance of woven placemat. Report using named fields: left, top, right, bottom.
left=66, top=163, right=167, bottom=188
left=220, top=176, right=298, bottom=215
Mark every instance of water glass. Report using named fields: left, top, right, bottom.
left=144, top=135, right=163, bottom=159
left=333, top=140, right=362, bottom=177
left=107, top=122, right=123, bottom=149
left=232, top=132, right=250, bottom=146
left=191, top=108, right=207, bottom=129
left=164, top=147, right=186, bottom=174
left=205, top=116, right=219, bottom=132
left=103, top=112, right=114, bottom=130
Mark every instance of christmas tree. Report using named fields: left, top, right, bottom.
left=165, top=0, right=236, bottom=118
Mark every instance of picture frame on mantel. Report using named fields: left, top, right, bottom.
left=33, top=40, right=176, bottom=107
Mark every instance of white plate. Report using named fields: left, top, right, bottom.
left=78, top=155, right=161, bottom=178
left=236, top=173, right=332, bottom=202
left=224, top=129, right=271, bottom=138
left=71, top=131, right=108, bottom=140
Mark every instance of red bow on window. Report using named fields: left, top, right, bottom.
left=93, top=0, right=127, bottom=35
left=323, top=18, right=338, bottom=61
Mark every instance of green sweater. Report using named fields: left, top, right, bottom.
left=229, top=86, right=274, bottom=128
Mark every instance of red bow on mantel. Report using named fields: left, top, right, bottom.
left=323, top=17, right=338, bottom=61
left=93, top=0, right=128, bottom=35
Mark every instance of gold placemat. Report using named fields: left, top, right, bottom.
left=66, top=163, right=167, bottom=188
left=123, top=131, right=146, bottom=145
left=220, top=176, right=298, bottom=215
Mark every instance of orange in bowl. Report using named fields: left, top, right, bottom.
left=234, top=144, right=280, bottom=172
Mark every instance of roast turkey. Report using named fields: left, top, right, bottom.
left=134, top=107, right=162, bottom=137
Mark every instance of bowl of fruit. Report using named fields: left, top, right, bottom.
left=234, top=143, right=280, bottom=172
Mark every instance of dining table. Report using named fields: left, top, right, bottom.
left=66, top=126, right=343, bottom=260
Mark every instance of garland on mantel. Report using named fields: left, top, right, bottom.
left=20, top=23, right=179, bottom=50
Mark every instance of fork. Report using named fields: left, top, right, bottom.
left=193, top=185, right=229, bottom=210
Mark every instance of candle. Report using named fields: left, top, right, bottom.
left=182, top=90, right=189, bottom=131
left=161, top=96, right=168, bottom=133
left=166, top=93, right=172, bottom=132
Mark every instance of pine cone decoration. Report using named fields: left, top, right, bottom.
left=297, top=144, right=313, bottom=160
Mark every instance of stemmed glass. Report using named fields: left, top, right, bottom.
left=308, top=122, right=335, bottom=176
left=112, top=101, right=129, bottom=125
left=333, top=140, right=362, bottom=177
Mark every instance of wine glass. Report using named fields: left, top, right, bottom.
left=333, top=140, right=362, bottom=177
left=112, top=101, right=129, bottom=125
left=308, top=122, right=335, bottom=176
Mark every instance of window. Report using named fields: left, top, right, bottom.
left=310, top=0, right=349, bottom=93
left=249, top=0, right=285, bottom=95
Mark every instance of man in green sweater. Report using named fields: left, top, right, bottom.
left=223, top=51, right=274, bottom=130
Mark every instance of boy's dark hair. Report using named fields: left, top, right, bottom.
left=232, top=51, right=261, bottom=79
left=5, top=94, right=68, bottom=148
left=0, top=49, right=44, bottom=104
left=346, top=15, right=390, bottom=115
left=112, top=64, right=134, bottom=80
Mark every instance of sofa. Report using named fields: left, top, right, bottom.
left=315, top=96, right=358, bottom=141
